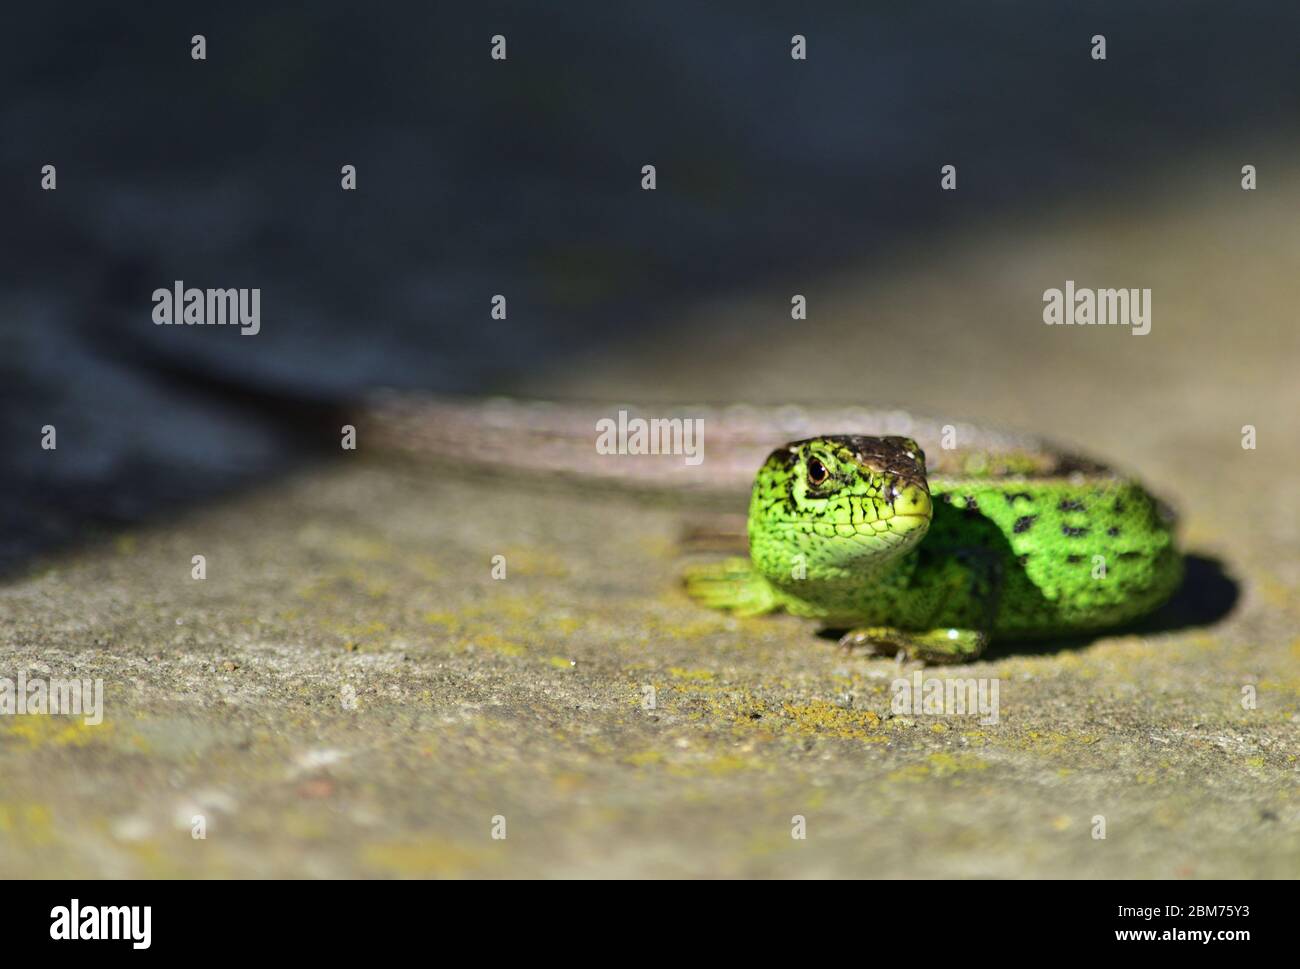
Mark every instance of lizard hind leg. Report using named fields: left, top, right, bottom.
left=683, top=557, right=780, bottom=617
left=838, top=626, right=987, bottom=665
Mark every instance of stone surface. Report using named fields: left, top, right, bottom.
left=1, top=158, right=1296, bottom=878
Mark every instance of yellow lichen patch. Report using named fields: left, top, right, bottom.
left=1089, top=635, right=1158, bottom=660
left=471, top=633, right=527, bottom=657
left=551, top=772, right=587, bottom=792
left=548, top=616, right=583, bottom=636
left=637, top=534, right=679, bottom=559
left=622, top=750, right=665, bottom=767
left=1257, top=575, right=1296, bottom=612
left=667, top=754, right=763, bottom=778
left=326, top=619, right=391, bottom=651
left=295, top=566, right=391, bottom=601
left=410, top=555, right=443, bottom=581
left=499, top=545, right=569, bottom=578
left=277, top=809, right=331, bottom=840
left=2, top=716, right=112, bottom=748
left=0, top=802, right=55, bottom=845
left=417, top=597, right=586, bottom=659
left=123, top=839, right=217, bottom=879
left=744, top=830, right=800, bottom=859
left=777, top=700, right=881, bottom=741
left=887, top=752, right=989, bottom=782
left=1013, top=730, right=1101, bottom=756
left=1151, top=804, right=1188, bottom=830
left=1050, top=650, right=1088, bottom=668
left=468, top=595, right=549, bottom=624
left=422, top=611, right=463, bottom=632
left=668, top=667, right=716, bottom=682
left=361, top=838, right=484, bottom=877
left=547, top=656, right=574, bottom=669
left=330, top=532, right=396, bottom=562
left=651, top=617, right=733, bottom=639
left=1257, top=675, right=1300, bottom=697
left=696, top=687, right=768, bottom=726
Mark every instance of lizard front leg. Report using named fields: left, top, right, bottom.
left=837, top=547, right=1002, bottom=664
left=683, top=557, right=780, bottom=617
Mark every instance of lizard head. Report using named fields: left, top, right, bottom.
left=747, top=435, right=932, bottom=585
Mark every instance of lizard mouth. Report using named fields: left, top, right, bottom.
left=765, top=519, right=927, bottom=552
left=765, top=486, right=933, bottom=552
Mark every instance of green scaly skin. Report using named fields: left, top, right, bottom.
left=684, top=435, right=1183, bottom=663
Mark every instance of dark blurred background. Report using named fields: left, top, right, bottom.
left=2, top=1, right=1298, bottom=570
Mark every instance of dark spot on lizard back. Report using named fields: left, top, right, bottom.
left=1003, top=491, right=1033, bottom=506
left=1061, top=524, right=1089, bottom=537
left=1058, top=499, right=1085, bottom=512
left=1107, top=527, right=1121, bottom=537
left=1013, top=515, right=1037, bottom=534
left=1066, top=554, right=1084, bottom=563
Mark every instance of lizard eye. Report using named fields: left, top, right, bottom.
left=806, top=457, right=829, bottom=486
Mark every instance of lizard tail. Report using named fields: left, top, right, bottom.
left=359, top=392, right=1091, bottom=498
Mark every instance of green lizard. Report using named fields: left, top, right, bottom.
left=363, top=395, right=1183, bottom=664
left=684, top=434, right=1182, bottom=663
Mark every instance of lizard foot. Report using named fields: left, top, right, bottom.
left=837, top=626, right=987, bottom=665
left=682, top=557, right=779, bottom=617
